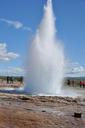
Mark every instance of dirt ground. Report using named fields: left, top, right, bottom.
left=0, top=93, right=84, bottom=128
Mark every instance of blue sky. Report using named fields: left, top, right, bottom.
left=0, top=0, right=85, bottom=76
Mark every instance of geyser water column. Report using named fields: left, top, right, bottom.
left=25, top=0, right=65, bottom=94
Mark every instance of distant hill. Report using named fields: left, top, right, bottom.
left=65, top=76, right=85, bottom=81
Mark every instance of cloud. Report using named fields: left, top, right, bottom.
left=7, top=67, right=25, bottom=75
left=0, top=67, right=25, bottom=76
left=66, top=61, right=85, bottom=77
left=0, top=43, right=19, bottom=61
left=0, top=18, right=32, bottom=32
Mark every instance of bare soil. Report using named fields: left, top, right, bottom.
left=0, top=93, right=84, bottom=128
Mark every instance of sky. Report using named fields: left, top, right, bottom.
left=0, top=0, right=85, bottom=76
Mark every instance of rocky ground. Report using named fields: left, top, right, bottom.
left=0, top=93, right=84, bottom=128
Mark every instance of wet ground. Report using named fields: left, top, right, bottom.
left=0, top=86, right=85, bottom=97
left=0, top=93, right=85, bottom=128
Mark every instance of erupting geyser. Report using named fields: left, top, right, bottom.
left=25, top=0, right=65, bottom=94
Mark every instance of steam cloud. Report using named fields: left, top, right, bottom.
left=25, top=0, right=65, bottom=94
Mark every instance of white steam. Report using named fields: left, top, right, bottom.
left=25, top=0, right=65, bottom=94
